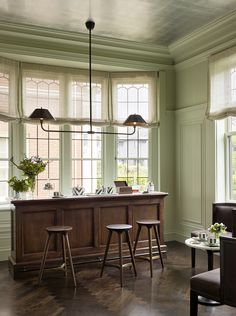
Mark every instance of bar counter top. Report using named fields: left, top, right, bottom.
left=11, top=191, right=168, bottom=205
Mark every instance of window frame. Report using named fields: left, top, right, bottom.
left=115, top=127, right=150, bottom=189
left=0, top=121, right=10, bottom=200
left=225, top=117, right=236, bottom=201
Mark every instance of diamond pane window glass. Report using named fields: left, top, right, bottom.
left=24, top=77, right=60, bottom=117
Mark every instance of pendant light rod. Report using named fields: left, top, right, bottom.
left=85, top=19, right=95, bottom=134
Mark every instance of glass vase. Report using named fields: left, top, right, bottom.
left=28, top=176, right=36, bottom=199
left=213, top=232, right=221, bottom=241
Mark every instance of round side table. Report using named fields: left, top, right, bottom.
left=185, top=237, right=219, bottom=271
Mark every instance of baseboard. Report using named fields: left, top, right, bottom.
left=0, top=248, right=10, bottom=261
left=164, top=231, right=189, bottom=243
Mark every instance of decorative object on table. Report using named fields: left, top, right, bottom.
left=207, top=236, right=218, bottom=246
left=132, top=185, right=140, bottom=193
left=9, top=156, right=47, bottom=198
left=198, top=232, right=208, bottom=241
left=43, top=182, right=54, bottom=198
left=106, top=186, right=113, bottom=194
left=116, top=186, right=133, bottom=194
left=43, top=182, right=54, bottom=190
left=95, top=188, right=103, bottom=195
left=147, top=181, right=155, bottom=193
left=72, top=186, right=85, bottom=196
left=208, top=222, right=227, bottom=239
left=53, top=191, right=63, bottom=198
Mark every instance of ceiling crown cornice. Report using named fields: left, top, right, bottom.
left=0, top=20, right=173, bottom=71
left=169, top=9, right=236, bottom=65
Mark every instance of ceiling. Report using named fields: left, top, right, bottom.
left=0, top=0, right=236, bottom=46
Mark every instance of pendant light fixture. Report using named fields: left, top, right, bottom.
left=29, top=20, right=147, bottom=135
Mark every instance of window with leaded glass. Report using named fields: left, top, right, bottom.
left=115, top=83, right=149, bottom=190
left=0, top=122, right=9, bottom=200
left=72, top=125, right=102, bottom=193
left=226, top=68, right=236, bottom=200
left=26, top=124, right=60, bottom=197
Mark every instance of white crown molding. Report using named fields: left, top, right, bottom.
left=169, top=10, right=236, bottom=65
left=0, top=20, right=174, bottom=71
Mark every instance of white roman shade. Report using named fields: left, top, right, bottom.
left=110, top=72, right=158, bottom=126
left=207, top=46, right=236, bottom=120
left=0, top=57, right=19, bottom=122
left=21, top=63, right=109, bottom=125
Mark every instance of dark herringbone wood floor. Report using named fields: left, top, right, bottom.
left=0, top=241, right=235, bottom=316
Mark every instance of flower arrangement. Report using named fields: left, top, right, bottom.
left=8, top=156, right=47, bottom=194
left=208, top=222, right=227, bottom=239
left=8, top=176, right=30, bottom=193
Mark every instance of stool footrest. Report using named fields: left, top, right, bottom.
left=135, top=255, right=160, bottom=261
left=104, top=262, right=132, bottom=270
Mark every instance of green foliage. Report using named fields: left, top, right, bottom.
left=8, top=176, right=29, bottom=192
left=9, top=156, right=47, bottom=192
left=10, top=156, right=47, bottom=177
left=208, top=222, right=227, bottom=238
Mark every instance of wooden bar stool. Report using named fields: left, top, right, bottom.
left=133, top=219, right=164, bottom=277
left=38, top=226, right=77, bottom=287
left=100, top=224, right=137, bottom=287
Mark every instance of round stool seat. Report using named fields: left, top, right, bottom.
left=46, top=226, right=72, bottom=233
left=106, top=224, right=132, bottom=231
left=136, top=220, right=160, bottom=226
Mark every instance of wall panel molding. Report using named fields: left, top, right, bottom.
left=175, top=104, right=208, bottom=239
left=0, top=217, right=11, bottom=261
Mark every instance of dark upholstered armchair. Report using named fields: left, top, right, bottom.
left=190, top=236, right=236, bottom=316
left=191, top=203, right=236, bottom=269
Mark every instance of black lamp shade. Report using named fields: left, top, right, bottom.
left=29, top=108, right=55, bottom=121
left=123, top=114, right=147, bottom=126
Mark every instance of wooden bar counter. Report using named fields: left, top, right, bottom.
left=9, top=192, right=168, bottom=278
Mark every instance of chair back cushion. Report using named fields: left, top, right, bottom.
left=220, top=236, right=236, bottom=306
left=213, top=203, right=236, bottom=232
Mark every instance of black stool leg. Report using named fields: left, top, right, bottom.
left=133, top=224, right=142, bottom=255
left=39, top=233, right=51, bottom=285
left=154, top=224, right=164, bottom=268
left=147, top=226, right=153, bottom=277
left=190, top=290, right=198, bottom=316
left=65, top=233, right=77, bottom=287
left=126, top=230, right=137, bottom=276
left=191, top=248, right=196, bottom=268
left=100, top=230, right=112, bottom=277
left=118, top=232, right=124, bottom=287
left=61, top=233, right=67, bottom=276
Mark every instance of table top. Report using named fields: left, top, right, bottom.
left=185, top=237, right=220, bottom=251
